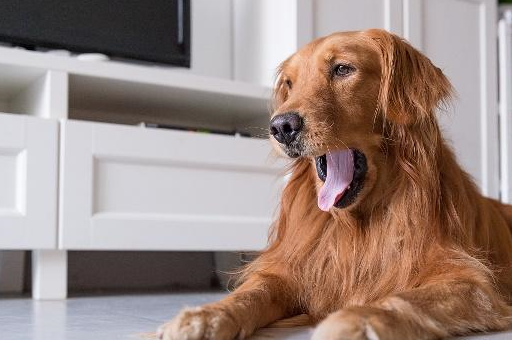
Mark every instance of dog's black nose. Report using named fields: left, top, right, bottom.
left=270, top=112, right=303, bottom=145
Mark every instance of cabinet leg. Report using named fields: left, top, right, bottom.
left=32, top=250, right=67, bottom=300
left=214, top=252, right=242, bottom=289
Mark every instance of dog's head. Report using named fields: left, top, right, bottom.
left=270, top=29, right=452, bottom=212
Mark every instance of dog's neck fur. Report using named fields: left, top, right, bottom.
left=244, top=118, right=494, bottom=320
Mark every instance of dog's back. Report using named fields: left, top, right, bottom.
left=493, top=199, right=512, bottom=230
left=483, top=197, right=512, bottom=302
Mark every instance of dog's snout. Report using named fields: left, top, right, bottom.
left=270, top=112, right=303, bottom=145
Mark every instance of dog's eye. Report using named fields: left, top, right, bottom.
left=285, top=79, right=292, bottom=89
left=333, top=64, right=355, bottom=78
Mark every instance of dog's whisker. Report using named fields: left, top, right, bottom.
left=332, top=137, right=350, bottom=151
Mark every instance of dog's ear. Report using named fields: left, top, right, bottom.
left=365, top=29, right=452, bottom=125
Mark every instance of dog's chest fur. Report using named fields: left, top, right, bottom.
left=288, top=216, right=419, bottom=321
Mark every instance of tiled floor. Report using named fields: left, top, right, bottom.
left=0, top=292, right=510, bottom=340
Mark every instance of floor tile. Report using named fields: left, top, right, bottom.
left=0, top=293, right=510, bottom=340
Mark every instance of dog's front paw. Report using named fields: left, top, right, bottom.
left=157, top=306, right=239, bottom=340
left=311, top=307, right=400, bottom=340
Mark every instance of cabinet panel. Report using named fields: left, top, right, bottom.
left=0, top=113, right=58, bottom=249
left=60, top=120, right=284, bottom=251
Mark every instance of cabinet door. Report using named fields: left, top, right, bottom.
left=404, top=0, right=498, bottom=197
left=0, top=113, right=58, bottom=249
left=59, top=120, right=284, bottom=251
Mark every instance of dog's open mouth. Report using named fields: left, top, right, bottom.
left=315, top=149, right=367, bottom=211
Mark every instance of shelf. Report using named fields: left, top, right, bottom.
left=0, top=46, right=272, bottom=129
left=0, top=63, right=45, bottom=103
left=68, top=73, right=271, bottom=132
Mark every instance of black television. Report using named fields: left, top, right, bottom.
left=0, top=0, right=191, bottom=67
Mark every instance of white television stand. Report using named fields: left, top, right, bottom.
left=0, top=47, right=284, bottom=299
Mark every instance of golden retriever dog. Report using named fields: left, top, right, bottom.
left=157, top=29, right=512, bottom=340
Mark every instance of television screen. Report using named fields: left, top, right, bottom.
left=0, top=0, right=190, bottom=67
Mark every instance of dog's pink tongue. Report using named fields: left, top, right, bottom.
left=318, top=149, right=354, bottom=211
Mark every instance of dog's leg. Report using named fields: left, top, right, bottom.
left=157, top=274, right=295, bottom=340
left=311, top=279, right=512, bottom=340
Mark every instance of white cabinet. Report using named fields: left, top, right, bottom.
left=0, top=113, right=58, bottom=249
left=0, top=46, right=275, bottom=299
left=59, top=120, right=284, bottom=251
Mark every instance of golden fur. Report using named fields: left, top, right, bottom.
left=158, top=29, right=512, bottom=340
